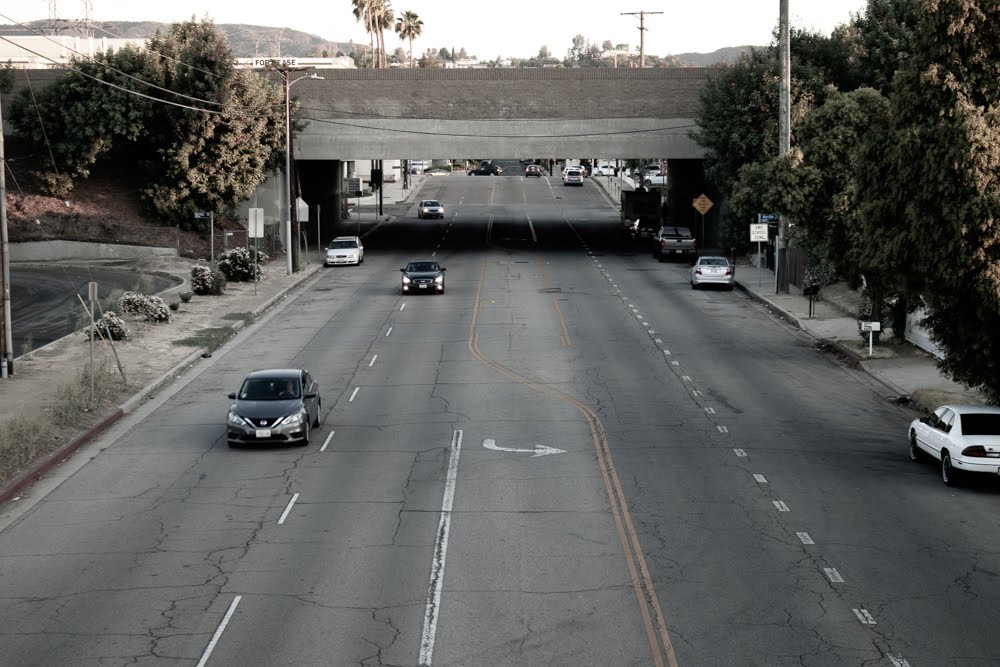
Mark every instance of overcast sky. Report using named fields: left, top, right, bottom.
left=13, top=1, right=870, bottom=59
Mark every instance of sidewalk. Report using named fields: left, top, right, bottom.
left=735, top=262, right=986, bottom=409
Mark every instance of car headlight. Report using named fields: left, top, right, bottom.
left=228, top=411, right=250, bottom=427
left=434, top=275, right=444, bottom=284
left=402, top=275, right=412, bottom=284
left=277, top=409, right=306, bottom=427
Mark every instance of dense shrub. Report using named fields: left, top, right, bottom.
left=191, top=265, right=226, bottom=295
left=84, top=310, right=130, bottom=341
left=117, top=291, right=171, bottom=323
left=218, top=247, right=268, bottom=282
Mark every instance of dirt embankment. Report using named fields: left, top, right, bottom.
left=5, top=166, right=244, bottom=261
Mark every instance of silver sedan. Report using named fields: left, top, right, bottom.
left=418, top=199, right=445, bottom=219
left=690, top=256, right=734, bottom=289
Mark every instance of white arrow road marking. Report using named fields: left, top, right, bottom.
left=482, top=438, right=565, bottom=457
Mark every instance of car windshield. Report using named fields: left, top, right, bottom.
left=239, top=378, right=300, bottom=400
left=422, top=201, right=440, bottom=207
left=407, top=262, right=439, bottom=273
left=329, top=240, right=358, bottom=249
left=699, top=258, right=728, bottom=266
left=959, top=413, right=1000, bottom=435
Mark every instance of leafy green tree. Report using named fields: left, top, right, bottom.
left=871, top=0, right=1000, bottom=398
left=841, top=0, right=921, bottom=94
left=10, top=19, right=286, bottom=228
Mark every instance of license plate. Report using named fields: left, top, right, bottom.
left=419, top=284, right=428, bottom=289
left=674, top=249, right=682, bottom=254
left=255, top=428, right=271, bottom=438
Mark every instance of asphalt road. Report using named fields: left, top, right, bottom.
left=0, top=164, right=997, bottom=666
left=10, top=265, right=179, bottom=355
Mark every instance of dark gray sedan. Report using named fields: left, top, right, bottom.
left=227, top=368, right=321, bottom=447
left=400, top=260, right=446, bottom=295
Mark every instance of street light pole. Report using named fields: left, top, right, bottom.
left=283, top=70, right=323, bottom=275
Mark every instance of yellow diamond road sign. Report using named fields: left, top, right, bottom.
left=692, top=194, right=713, bottom=215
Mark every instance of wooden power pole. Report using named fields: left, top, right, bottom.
left=621, top=10, right=663, bottom=68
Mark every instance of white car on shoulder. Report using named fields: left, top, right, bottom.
left=909, top=404, right=1000, bottom=485
left=325, top=236, right=364, bottom=266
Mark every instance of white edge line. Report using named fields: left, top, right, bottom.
left=418, top=429, right=463, bottom=666
left=196, top=595, right=242, bottom=667
left=320, top=431, right=335, bottom=452
left=277, top=493, right=299, bottom=525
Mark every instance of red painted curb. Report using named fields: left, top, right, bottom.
left=0, top=408, right=125, bottom=506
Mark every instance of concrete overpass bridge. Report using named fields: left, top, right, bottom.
left=289, top=67, right=713, bottom=242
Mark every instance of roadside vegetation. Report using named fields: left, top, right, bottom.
left=0, top=363, right=118, bottom=486
left=696, top=0, right=1000, bottom=402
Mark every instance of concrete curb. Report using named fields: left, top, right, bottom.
left=735, top=279, right=911, bottom=401
left=0, top=264, right=322, bottom=506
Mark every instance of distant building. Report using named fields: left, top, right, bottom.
left=0, top=35, right=147, bottom=68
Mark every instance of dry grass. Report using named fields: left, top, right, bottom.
left=0, top=362, right=119, bottom=486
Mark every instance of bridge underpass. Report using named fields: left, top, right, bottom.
left=278, top=68, right=717, bottom=248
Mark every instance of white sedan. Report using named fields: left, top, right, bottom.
left=325, top=236, right=364, bottom=266
left=909, top=405, right=1000, bottom=485
left=690, top=256, right=734, bottom=289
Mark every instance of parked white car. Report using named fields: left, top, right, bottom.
left=909, top=405, right=1000, bottom=485
left=325, top=236, right=364, bottom=266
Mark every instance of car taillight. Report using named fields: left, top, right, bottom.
left=961, top=445, right=989, bottom=457
left=725, top=268, right=732, bottom=275
left=695, top=268, right=703, bottom=275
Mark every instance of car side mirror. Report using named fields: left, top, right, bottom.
left=441, top=267, right=447, bottom=272
left=304, top=392, right=317, bottom=399
left=400, top=268, right=405, bottom=272
left=227, top=392, right=236, bottom=399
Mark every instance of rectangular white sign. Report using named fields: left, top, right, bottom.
left=248, top=208, right=264, bottom=238
left=859, top=321, right=882, bottom=332
left=750, top=223, right=768, bottom=242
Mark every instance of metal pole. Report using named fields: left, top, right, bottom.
left=210, top=211, right=215, bottom=264
left=0, top=93, right=13, bottom=377
left=284, top=69, right=293, bottom=275
left=776, top=0, right=791, bottom=293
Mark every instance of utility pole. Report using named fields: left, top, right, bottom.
left=775, top=0, right=791, bottom=293
left=621, top=10, right=663, bottom=68
left=1, top=90, right=12, bottom=377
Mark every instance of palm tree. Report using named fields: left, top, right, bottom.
left=395, top=10, right=423, bottom=69
left=373, top=0, right=394, bottom=68
left=351, top=0, right=376, bottom=67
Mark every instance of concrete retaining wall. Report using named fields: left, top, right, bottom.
left=11, top=241, right=178, bottom=262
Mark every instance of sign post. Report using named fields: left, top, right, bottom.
left=249, top=208, right=264, bottom=295
left=195, top=211, right=214, bottom=263
left=860, top=321, right=881, bottom=356
left=348, top=177, right=362, bottom=235
left=692, top=194, right=713, bottom=248
left=750, top=221, right=769, bottom=286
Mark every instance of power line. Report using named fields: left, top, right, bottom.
left=620, top=10, right=663, bottom=68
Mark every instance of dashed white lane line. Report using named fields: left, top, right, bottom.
left=663, top=350, right=672, bottom=356
left=386, top=327, right=393, bottom=337
left=796, top=532, right=814, bottom=545
left=671, top=361, right=680, bottom=366
left=419, top=429, right=464, bottom=666
left=681, top=376, right=692, bottom=382
left=654, top=338, right=662, bottom=344
left=195, top=595, right=242, bottom=667
left=705, top=407, right=716, bottom=414
left=718, top=425, right=729, bottom=433
left=853, top=608, right=877, bottom=625
left=400, top=303, right=406, bottom=311
left=753, top=474, right=767, bottom=483
left=692, top=390, right=702, bottom=397
left=369, top=354, right=378, bottom=367
left=320, top=431, right=335, bottom=452
left=888, top=655, right=911, bottom=666
left=278, top=493, right=299, bottom=525
left=349, top=387, right=360, bottom=402
left=824, top=567, right=844, bottom=583
left=773, top=500, right=790, bottom=512
left=733, top=448, right=747, bottom=456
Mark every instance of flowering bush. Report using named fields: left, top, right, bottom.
left=191, top=265, right=226, bottom=295
left=117, top=291, right=171, bottom=323
left=84, top=310, right=130, bottom=341
left=218, top=247, right=267, bottom=282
